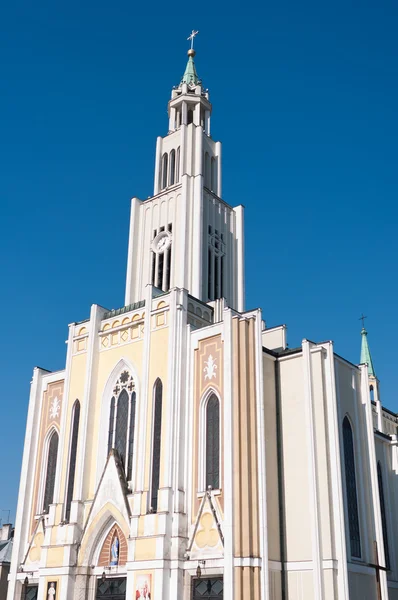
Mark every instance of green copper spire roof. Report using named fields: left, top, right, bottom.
left=181, top=49, right=199, bottom=86
left=360, top=327, right=376, bottom=377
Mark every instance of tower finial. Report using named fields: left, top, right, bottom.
left=359, top=316, right=376, bottom=377
left=187, top=29, right=199, bottom=50
left=181, top=31, right=200, bottom=86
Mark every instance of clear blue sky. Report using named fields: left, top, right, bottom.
left=1, top=0, right=397, bottom=523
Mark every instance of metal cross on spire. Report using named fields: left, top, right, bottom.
left=187, top=30, right=199, bottom=49
left=359, top=313, right=368, bottom=328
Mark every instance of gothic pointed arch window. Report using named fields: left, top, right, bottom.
left=43, top=429, right=59, bottom=513
left=161, top=153, right=168, bottom=189
left=150, top=378, right=163, bottom=512
left=176, top=147, right=180, bottom=182
left=115, top=389, right=129, bottom=468
left=211, top=156, right=216, bottom=192
left=377, top=461, right=390, bottom=569
left=107, top=397, right=115, bottom=456
left=127, top=392, right=136, bottom=481
left=169, top=149, right=176, bottom=186
left=342, top=416, right=361, bottom=558
left=204, top=152, right=210, bottom=188
left=207, top=227, right=225, bottom=301
left=205, top=394, right=220, bottom=490
left=370, top=385, right=375, bottom=402
left=107, top=370, right=137, bottom=482
left=65, top=400, right=80, bottom=521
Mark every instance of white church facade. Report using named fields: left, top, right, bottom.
left=7, top=44, right=398, bottom=600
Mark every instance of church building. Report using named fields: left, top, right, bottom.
left=7, top=41, right=398, bottom=600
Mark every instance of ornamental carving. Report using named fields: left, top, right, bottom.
left=204, top=355, right=217, bottom=380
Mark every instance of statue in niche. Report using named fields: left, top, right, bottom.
left=110, top=535, right=119, bottom=565
left=47, top=582, right=57, bottom=600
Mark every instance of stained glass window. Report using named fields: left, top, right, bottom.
left=43, top=431, right=59, bottom=513
left=115, top=390, right=129, bottom=469
left=377, top=462, right=390, bottom=569
left=342, top=417, right=361, bottom=558
left=127, top=392, right=136, bottom=481
left=107, top=397, right=115, bottom=456
left=206, top=395, right=220, bottom=490
left=107, top=372, right=137, bottom=481
left=65, top=401, right=80, bottom=521
left=192, top=578, right=223, bottom=598
left=151, top=379, right=163, bottom=512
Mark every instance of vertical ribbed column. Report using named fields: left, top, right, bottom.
left=232, top=317, right=261, bottom=599
left=191, top=127, right=203, bottom=299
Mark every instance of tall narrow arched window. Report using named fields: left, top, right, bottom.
left=211, top=157, right=216, bottom=192
left=342, top=417, right=361, bottom=558
left=161, top=153, right=168, bottom=189
left=115, top=389, right=129, bottom=469
left=370, top=385, right=375, bottom=402
left=377, top=462, right=390, bottom=569
left=127, top=392, right=136, bottom=481
left=43, top=430, right=59, bottom=513
left=176, top=147, right=180, bottom=182
left=107, top=397, right=115, bottom=456
left=204, top=152, right=210, bottom=188
left=65, top=401, right=80, bottom=522
left=187, top=109, right=194, bottom=125
left=150, top=379, right=163, bottom=512
left=169, top=149, right=176, bottom=186
left=206, top=395, right=220, bottom=490
left=107, top=370, right=137, bottom=482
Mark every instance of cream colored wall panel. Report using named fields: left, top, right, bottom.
left=146, top=326, right=169, bottom=490
left=263, top=354, right=281, bottom=562
left=336, top=360, right=375, bottom=564
left=286, top=570, right=314, bottom=600
left=310, top=351, right=333, bottom=559
left=279, top=357, right=312, bottom=561
left=322, top=569, right=337, bottom=600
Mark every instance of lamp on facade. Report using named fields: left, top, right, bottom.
left=101, top=571, right=106, bottom=583
left=196, top=564, right=201, bottom=579
left=24, top=577, right=29, bottom=587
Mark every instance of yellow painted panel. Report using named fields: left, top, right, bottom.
left=46, top=547, right=64, bottom=567
left=146, top=327, right=169, bottom=490
left=59, top=351, right=87, bottom=496
left=135, top=538, right=157, bottom=560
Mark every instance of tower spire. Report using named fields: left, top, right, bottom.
left=360, top=317, right=376, bottom=377
left=181, top=30, right=200, bottom=86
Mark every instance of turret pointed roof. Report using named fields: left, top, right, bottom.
left=181, top=49, right=199, bottom=86
left=360, top=327, right=376, bottom=377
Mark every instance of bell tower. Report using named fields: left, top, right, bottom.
left=125, top=41, right=244, bottom=311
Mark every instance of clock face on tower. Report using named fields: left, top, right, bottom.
left=152, top=231, right=171, bottom=254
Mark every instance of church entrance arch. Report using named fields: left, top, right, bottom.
left=96, top=578, right=126, bottom=600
